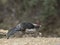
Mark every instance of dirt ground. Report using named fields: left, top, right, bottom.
left=0, top=37, right=60, bottom=45
left=0, top=29, right=60, bottom=45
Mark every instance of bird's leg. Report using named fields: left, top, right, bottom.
left=20, top=29, right=26, bottom=37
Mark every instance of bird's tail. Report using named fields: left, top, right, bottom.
left=6, top=28, right=19, bottom=39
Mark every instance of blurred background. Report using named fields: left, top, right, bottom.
left=0, top=0, right=60, bottom=38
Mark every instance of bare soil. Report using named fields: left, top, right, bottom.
left=0, top=37, right=60, bottom=45
left=0, top=29, right=60, bottom=45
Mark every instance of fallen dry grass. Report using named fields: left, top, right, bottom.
left=0, top=29, right=8, bottom=35
left=0, top=37, right=60, bottom=45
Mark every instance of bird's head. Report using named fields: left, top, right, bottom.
left=33, top=23, right=42, bottom=29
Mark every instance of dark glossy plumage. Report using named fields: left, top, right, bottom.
left=7, top=22, right=40, bottom=39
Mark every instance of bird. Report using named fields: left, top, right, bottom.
left=6, top=22, right=41, bottom=39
